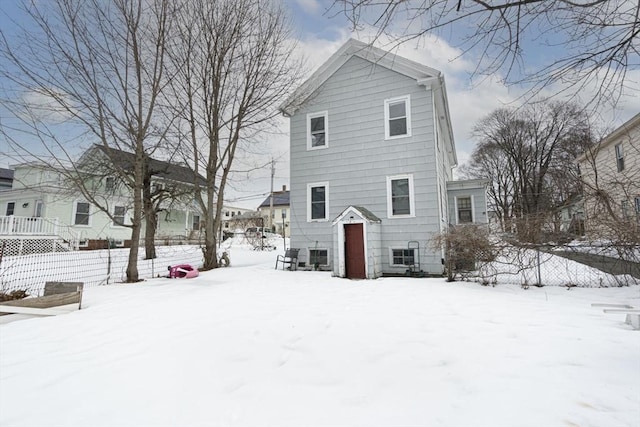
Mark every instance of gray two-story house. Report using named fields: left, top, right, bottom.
left=280, top=39, right=488, bottom=279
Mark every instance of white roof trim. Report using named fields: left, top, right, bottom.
left=280, top=38, right=441, bottom=116
left=332, top=205, right=381, bottom=225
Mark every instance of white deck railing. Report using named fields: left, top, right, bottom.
left=0, top=216, right=79, bottom=250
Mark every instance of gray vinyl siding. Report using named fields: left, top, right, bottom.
left=290, top=56, right=445, bottom=274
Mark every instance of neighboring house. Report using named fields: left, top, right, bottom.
left=221, top=206, right=256, bottom=233
left=279, top=39, right=488, bottom=279
left=557, top=194, right=585, bottom=235
left=0, top=146, right=205, bottom=252
left=0, top=168, right=14, bottom=191
left=576, top=113, right=640, bottom=237
left=257, top=185, right=290, bottom=237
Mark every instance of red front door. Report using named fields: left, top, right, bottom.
left=344, top=223, right=366, bottom=279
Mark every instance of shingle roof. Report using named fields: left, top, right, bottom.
left=0, top=168, right=14, bottom=180
left=259, top=191, right=290, bottom=208
left=88, top=145, right=206, bottom=186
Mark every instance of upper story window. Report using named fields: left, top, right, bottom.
left=457, top=196, right=473, bottom=223
left=5, top=201, right=15, bottom=216
left=615, top=143, right=624, bottom=172
left=307, top=182, right=328, bottom=221
left=307, top=111, right=328, bottom=150
left=74, top=201, right=90, bottom=226
left=387, top=174, right=415, bottom=218
left=384, top=95, right=411, bottom=139
left=34, top=200, right=44, bottom=217
left=192, top=214, right=201, bottom=231
left=113, top=206, right=126, bottom=226
left=105, top=177, right=115, bottom=192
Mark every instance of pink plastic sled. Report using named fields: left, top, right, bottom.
left=168, top=264, right=199, bottom=279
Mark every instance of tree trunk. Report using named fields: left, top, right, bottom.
left=143, top=172, right=157, bottom=260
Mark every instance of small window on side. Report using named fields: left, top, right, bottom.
left=615, top=143, right=625, bottom=172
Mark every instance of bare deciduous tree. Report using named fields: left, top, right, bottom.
left=464, top=100, right=593, bottom=241
left=0, top=0, right=175, bottom=282
left=167, top=0, right=303, bottom=270
left=331, top=0, right=639, bottom=105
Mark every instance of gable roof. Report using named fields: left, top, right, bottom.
left=81, top=145, right=206, bottom=186
left=576, top=112, right=640, bottom=163
left=332, top=206, right=382, bottom=225
left=279, top=38, right=457, bottom=166
left=259, top=191, right=290, bottom=208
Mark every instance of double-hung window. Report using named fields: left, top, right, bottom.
left=615, top=143, right=625, bottom=172
left=74, top=202, right=90, bottom=226
left=192, top=214, right=201, bottom=231
left=387, top=174, right=415, bottom=218
left=307, top=111, right=328, bottom=150
left=113, top=206, right=126, bottom=226
left=384, top=95, right=411, bottom=139
left=457, top=196, right=473, bottom=224
left=307, top=182, right=329, bottom=221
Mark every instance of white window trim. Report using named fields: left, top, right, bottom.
left=308, top=248, right=329, bottom=266
left=454, top=195, right=475, bottom=224
left=384, top=95, right=412, bottom=140
left=307, top=181, right=329, bottom=222
left=307, top=111, right=329, bottom=151
left=72, top=201, right=92, bottom=227
left=389, top=247, right=416, bottom=267
left=386, top=174, right=415, bottom=218
left=111, top=205, right=127, bottom=228
left=78, top=239, right=89, bottom=248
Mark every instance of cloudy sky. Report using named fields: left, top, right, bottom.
left=1, top=0, right=638, bottom=209
left=236, top=0, right=640, bottom=208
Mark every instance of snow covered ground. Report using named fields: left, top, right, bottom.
left=1, top=242, right=639, bottom=427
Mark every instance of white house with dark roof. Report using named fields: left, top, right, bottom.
left=279, top=39, right=488, bottom=278
left=0, top=146, right=206, bottom=253
left=257, top=185, right=290, bottom=236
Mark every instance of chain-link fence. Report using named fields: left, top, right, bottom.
left=0, top=244, right=204, bottom=297
left=461, top=243, right=640, bottom=288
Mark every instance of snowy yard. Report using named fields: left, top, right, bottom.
left=1, top=245, right=639, bottom=427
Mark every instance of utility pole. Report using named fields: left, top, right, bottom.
left=269, top=159, right=275, bottom=231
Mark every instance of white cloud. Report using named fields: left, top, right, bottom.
left=20, top=88, right=76, bottom=124
left=294, top=0, right=321, bottom=15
